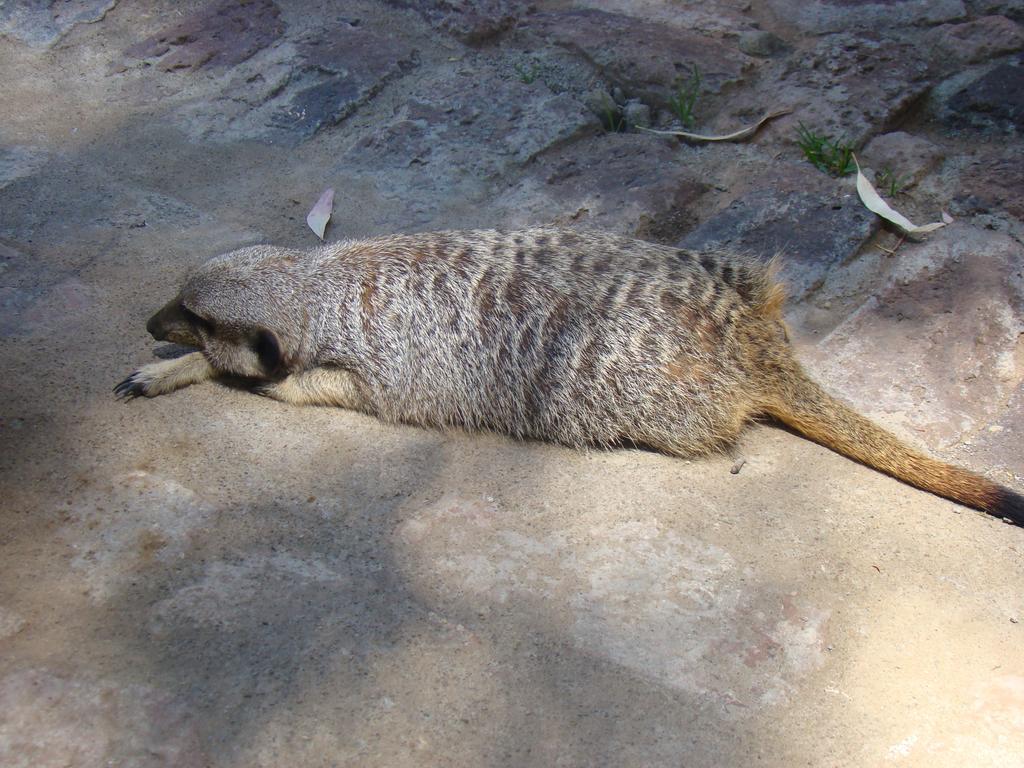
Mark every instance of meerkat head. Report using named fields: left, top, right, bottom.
left=147, top=245, right=308, bottom=380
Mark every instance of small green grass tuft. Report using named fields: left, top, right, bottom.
left=597, top=93, right=626, bottom=133
left=876, top=167, right=910, bottom=197
left=514, top=60, right=540, bottom=85
left=796, top=123, right=856, bottom=177
left=667, top=65, right=701, bottom=128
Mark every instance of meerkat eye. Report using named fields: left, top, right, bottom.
left=179, top=302, right=214, bottom=334
left=252, top=328, right=284, bottom=376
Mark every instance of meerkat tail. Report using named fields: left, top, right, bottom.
left=762, top=367, right=1024, bottom=525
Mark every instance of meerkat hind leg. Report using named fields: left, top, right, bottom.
left=257, top=368, right=367, bottom=410
left=116, top=352, right=217, bottom=399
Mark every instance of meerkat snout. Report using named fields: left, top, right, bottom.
left=145, top=299, right=209, bottom=348
left=146, top=308, right=167, bottom=340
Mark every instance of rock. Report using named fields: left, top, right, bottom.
left=179, top=22, right=419, bottom=143
left=351, top=69, right=592, bottom=177
left=776, top=32, right=933, bottom=144
left=123, top=0, right=284, bottom=71
left=0, top=146, right=48, bottom=190
left=59, top=471, right=212, bottom=601
left=622, top=99, right=651, bottom=128
left=0, top=607, right=25, bottom=639
left=583, top=89, right=621, bottom=123
left=490, top=133, right=710, bottom=238
left=396, top=495, right=831, bottom=710
left=0, top=0, right=116, bottom=47
left=567, top=0, right=758, bottom=36
left=0, top=241, right=60, bottom=338
left=148, top=552, right=348, bottom=638
left=679, top=162, right=877, bottom=300
left=965, top=385, right=1024, bottom=479
left=800, top=226, right=1024, bottom=450
left=739, top=31, right=789, bottom=57
left=925, top=16, right=1024, bottom=65
left=766, top=0, right=967, bottom=35
left=0, top=669, right=205, bottom=767
left=952, top=149, right=1024, bottom=220
left=732, top=31, right=933, bottom=152
left=859, top=132, right=944, bottom=186
left=968, top=0, right=1024, bottom=22
left=501, top=48, right=599, bottom=97
left=0, top=162, right=202, bottom=249
left=340, top=63, right=594, bottom=226
left=263, top=26, right=419, bottom=141
left=387, top=0, right=524, bottom=42
left=944, top=57, right=1024, bottom=133
left=524, top=9, right=756, bottom=107
left=124, top=0, right=284, bottom=71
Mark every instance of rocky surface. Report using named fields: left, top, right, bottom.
left=945, top=57, right=1024, bottom=133
left=524, top=8, right=757, bottom=106
left=1, top=1, right=1023, bottom=767
left=122, top=0, right=285, bottom=71
left=0, top=0, right=116, bottom=46
left=767, top=0, right=967, bottom=35
left=860, top=131, right=945, bottom=186
left=679, top=161, right=878, bottom=300
left=926, top=15, right=1024, bottom=64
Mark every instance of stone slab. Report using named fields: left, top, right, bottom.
left=123, top=0, right=284, bottom=71
left=775, top=32, right=933, bottom=143
left=491, top=133, right=711, bottom=238
left=524, top=9, right=756, bottom=107
left=387, top=0, right=525, bottom=43
left=0, top=668, right=205, bottom=767
left=0, top=0, right=116, bottom=47
left=951, top=146, right=1024, bottom=220
left=859, top=131, right=945, bottom=187
left=925, top=15, right=1024, bottom=65
left=944, top=57, right=1024, bottom=133
left=167, top=19, right=420, bottom=144
left=339, top=59, right=594, bottom=226
left=801, top=226, right=1024, bottom=451
left=679, top=162, right=877, bottom=300
left=766, top=0, right=966, bottom=35
left=571, top=0, right=758, bottom=37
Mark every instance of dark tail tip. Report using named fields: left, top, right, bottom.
left=988, top=486, right=1024, bottom=527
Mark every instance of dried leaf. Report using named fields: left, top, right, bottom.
left=853, top=157, right=949, bottom=239
left=306, top=188, right=334, bottom=240
left=637, top=108, right=792, bottom=143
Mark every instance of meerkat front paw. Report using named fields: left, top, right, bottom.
left=114, top=367, right=157, bottom=399
left=115, top=353, right=216, bottom=400
left=253, top=368, right=367, bottom=409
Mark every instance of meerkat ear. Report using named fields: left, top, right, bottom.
left=253, top=328, right=286, bottom=377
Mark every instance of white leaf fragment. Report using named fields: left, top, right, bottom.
left=854, top=156, right=949, bottom=240
left=306, top=188, right=335, bottom=240
left=638, top=109, right=792, bottom=143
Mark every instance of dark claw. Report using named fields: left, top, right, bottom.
left=114, top=372, right=145, bottom=401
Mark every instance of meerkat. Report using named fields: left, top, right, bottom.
left=116, top=227, right=1023, bottom=525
